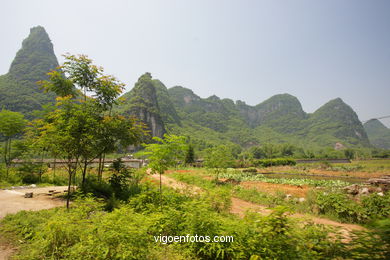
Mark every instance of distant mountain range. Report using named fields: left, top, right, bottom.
left=1, top=26, right=389, bottom=150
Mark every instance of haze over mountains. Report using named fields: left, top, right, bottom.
left=1, top=26, right=389, bottom=150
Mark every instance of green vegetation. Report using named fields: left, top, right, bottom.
left=1, top=182, right=389, bottom=259
left=28, top=54, right=145, bottom=208
left=253, top=158, right=296, bottom=167
left=219, top=171, right=350, bottom=187
left=169, top=168, right=390, bottom=224
left=204, top=145, right=235, bottom=181
left=0, top=109, right=27, bottom=177
left=141, top=134, right=186, bottom=209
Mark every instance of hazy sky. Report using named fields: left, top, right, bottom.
left=1, top=0, right=389, bottom=126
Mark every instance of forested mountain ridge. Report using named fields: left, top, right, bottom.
left=0, top=26, right=58, bottom=118
left=119, top=74, right=374, bottom=149
left=364, top=119, right=390, bottom=149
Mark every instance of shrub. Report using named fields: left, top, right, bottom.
left=242, top=167, right=257, bottom=173
left=17, top=162, right=47, bottom=183
left=254, top=158, right=296, bottom=167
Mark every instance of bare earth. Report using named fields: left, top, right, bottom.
left=0, top=186, right=67, bottom=260
left=148, top=173, right=364, bottom=234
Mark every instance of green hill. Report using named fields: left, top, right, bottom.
left=0, top=26, right=59, bottom=118
left=304, top=98, right=370, bottom=147
left=364, top=119, right=390, bottom=149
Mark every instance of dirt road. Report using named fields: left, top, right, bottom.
left=0, top=186, right=67, bottom=260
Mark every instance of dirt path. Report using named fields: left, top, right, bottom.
left=148, top=173, right=365, bottom=232
left=0, top=186, right=67, bottom=260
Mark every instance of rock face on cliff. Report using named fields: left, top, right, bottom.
left=118, top=73, right=166, bottom=139
left=0, top=26, right=59, bottom=117
left=364, top=119, right=390, bottom=149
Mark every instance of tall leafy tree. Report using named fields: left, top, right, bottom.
left=0, top=109, right=27, bottom=177
left=32, top=54, right=145, bottom=208
left=204, top=145, right=234, bottom=182
left=141, top=134, right=186, bottom=209
left=185, top=144, right=195, bottom=165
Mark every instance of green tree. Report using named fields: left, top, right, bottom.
left=141, top=134, right=186, bottom=209
left=204, top=145, right=234, bottom=181
left=31, top=54, right=144, bottom=208
left=0, top=109, right=27, bottom=177
left=344, top=148, right=355, bottom=160
left=185, top=144, right=195, bottom=165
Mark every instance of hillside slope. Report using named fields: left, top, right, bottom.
left=364, top=119, right=390, bottom=149
left=0, top=26, right=58, bottom=118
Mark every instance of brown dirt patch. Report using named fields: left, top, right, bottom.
left=0, top=186, right=68, bottom=259
left=256, top=166, right=384, bottom=178
left=240, top=181, right=309, bottom=197
left=148, top=174, right=202, bottom=195
left=0, top=186, right=67, bottom=219
left=165, top=169, right=196, bottom=174
left=309, top=169, right=383, bottom=178
left=230, top=197, right=272, bottom=217
left=0, top=235, right=14, bottom=260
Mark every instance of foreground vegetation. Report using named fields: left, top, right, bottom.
left=170, top=168, right=390, bottom=225
left=1, top=178, right=389, bottom=259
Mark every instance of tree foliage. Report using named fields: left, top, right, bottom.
left=30, top=54, right=145, bottom=208
left=204, top=145, right=235, bottom=181
left=0, top=109, right=27, bottom=177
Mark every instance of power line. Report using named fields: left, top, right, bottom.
left=361, top=115, right=390, bottom=123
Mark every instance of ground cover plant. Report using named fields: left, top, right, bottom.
left=218, top=170, right=351, bottom=187
left=1, top=181, right=389, bottom=259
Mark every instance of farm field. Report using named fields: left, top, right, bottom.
left=255, top=159, right=390, bottom=178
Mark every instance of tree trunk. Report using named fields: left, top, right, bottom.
left=100, top=153, right=106, bottom=181
left=3, top=139, right=7, bottom=167
left=39, top=151, right=45, bottom=183
left=66, top=166, right=72, bottom=209
left=53, top=157, right=56, bottom=182
left=97, top=154, right=102, bottom=181
left=82, top=159, right=88, bottom=188
left=6, top=138, right=11, bottom=179
left=159, top=171, right=162, bottom=212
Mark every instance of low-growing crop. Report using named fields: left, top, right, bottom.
left=218, top=171, right=350, bottom=187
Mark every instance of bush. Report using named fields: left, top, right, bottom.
left=242, top=167, right=257, bottom=173
left=254, top=158, right=296, bottom=167
left=17, top=162, right=47, bottom=184
left=108, top=158, right=144, bottom=201
left=314, top=191, right=390, bottom=224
